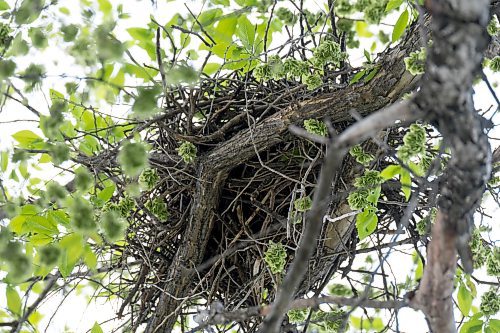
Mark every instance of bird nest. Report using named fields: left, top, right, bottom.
left=98, top=67, right=413, bottom=330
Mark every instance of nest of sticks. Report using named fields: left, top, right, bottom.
left=95, top=61, right=421, bottom=330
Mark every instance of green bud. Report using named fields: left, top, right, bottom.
left=264, top=241, right=287, bottom=274
left=176, top=141, right=197, bottom=164
left=287, top=308, right=308, bottom=324
left=487, top=15, right=499, bottom=36
left=328, top=283, right=352, bottom=296
left=364, top=2, right=386, bottom=24
left=489, top=56, right=500, bottom=72
left=311, top=309, right=347, bottom=331
left=268, top=55, right=285, bottom=80
left=39, top=244, right=61, bottom=266
left=70, top=197, right=96, bottom=233
left=283, top=59, right=309, bottom=78
left=335, top=0, right=354, bottom=15
left=313, top=40, right=345, bottom=68
left=254, top=63, right=272, bottom=81
left=294, top=196, right=313, bottom=212
left=145, top=197, right=169, bottom=221
left=349, top=145, right=374, bottom=166
left=276, top=7, right=298, bottom=25
left=470, top=229, right=488, bottom=268
left=354, top=170, right=383, bottom=188
left=118, top=141, right=149, bottom=177
left=139, top=168, right=159, bottom=190
left=48, top=142, right=70, bottom=165
left=486, top=247, right=500, bottom=276
left=480, top=289, right=500, bottom=316
left=304, top=73, right=322, bottom=90
left=74, top=167, right=93, bottom=191
left=304, top=119, right=328, bottom=137
left=101, top=211, right=127, bottom=242
left=46, top=181, right=68, bottom=202
left=347, top=189, right=370, bottom=210
left=404, top=48, right=426, bottom=75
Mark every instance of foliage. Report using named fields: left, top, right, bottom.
left=0, top=0, right=497, bottom=332
left=489, top=56, right=500, bottom=72
left=293, top=195, right=313, bottom=212
left=140, top=168, right=160, bottom=190
left=480, top=289, right=500, bottom=317
left=487, top=15, right=499, bottom=36
left=176, top=141, right=197, bottom=164
left=118, top=141, right=149, bottom=177
left=349, top=144, right=374, bottom=166
left=264, top=241, right=287, bottom=274
left=304, top=119, right=328, bottom=137
left=404, top=47, right=426, bottom=75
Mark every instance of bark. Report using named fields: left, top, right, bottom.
left=408, top=0, right=492, bottom=331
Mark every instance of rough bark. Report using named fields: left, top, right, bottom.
left=408, top=0, right=492, bottom=331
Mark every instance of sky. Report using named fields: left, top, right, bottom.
left=0, top=0, right=498, bottom=332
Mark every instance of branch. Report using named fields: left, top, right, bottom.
left=190, top=295, right=406, bottom=332
left=11, top=275, right=58, bottom=333
left=258, top=100, right=418, bottom=332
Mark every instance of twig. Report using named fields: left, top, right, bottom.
left=11, top=274, right=58, bottom=333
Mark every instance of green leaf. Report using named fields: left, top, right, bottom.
left=97, top=184, right=116, bottom=203
left=214, top=17, right=238, bottom=44
left=1, top=150, right=8, bottom=172
left=12, top=130, right=43, bottom=149
left=487, top=319, right=500, bottom=332
left=127, top=27, right=153, bottom=43
left=414, top=253, right=423, bottom=280
left=400, top=168, right=411, bottom=201
left=6, top=286, right=22, bottom=316
left=392, top=10, right=409, bottom=42
left=0, top=0, right=10, bottom=10
left=350, top=69, right=366, bottom=84
left=83, top=244, right=97, bottom=270
left=381, top=164, right=401, bottom=180
left=97, top=0, right=112, bottom=17
left=237, top=16, right=255, bottom=50
left=385, top=0, right=404, bottom=11
left=24, top=215, right=58, bottom=235
left=61, top=24, right=79, bottom=42
left=371, top=318, right=384, bottom=331
left=91, top=322, right=104, bottom=333
left=363, top=49, right=371, bottom=63
left=203, top=63, right=221, bottom=75
left=58, top=233, right=84, bottom=277
left=350, top=316, right=371, bottom=330
left=356, top=209, right=378, bottom=240
left=355, top=21, right=373, bottom=38
left=367, top=185, right=381, bottom=205
left=9, top=215, right=27, bottom=234
left=132, top=86, right=161, bottom=119
left=197, top=8, right=222, bottom=27
left=15, top=0, right=44, bottom=24
left=364, top=67, right=379, bottom=82
left=459, top=315, right=483, bottom=333
left=458, top=283, right=473, bottom=316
